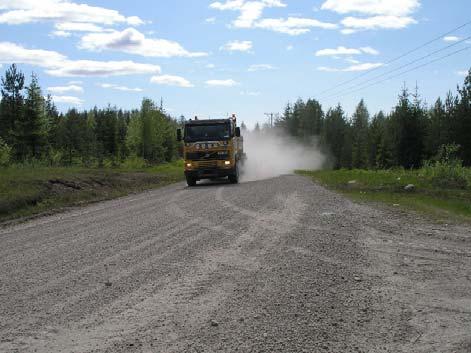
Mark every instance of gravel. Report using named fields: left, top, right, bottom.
left=0, top=175, right=470, bottom=352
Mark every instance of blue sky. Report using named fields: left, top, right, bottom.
left=0, top=0, right=470, bottom=127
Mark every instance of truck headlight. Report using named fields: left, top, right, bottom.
left=186, top=163, right=192, bottom=167
left=224, top=161, right=231, bottom=165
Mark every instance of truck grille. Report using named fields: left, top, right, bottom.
left=186, top=151, right=228, bottom=160
left=198, top=160, right=218, bottom=168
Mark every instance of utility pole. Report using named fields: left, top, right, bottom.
left=264, top=113, right=278, bottom=128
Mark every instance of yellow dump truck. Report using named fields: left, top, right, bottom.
left=177, top=115, right=245, bottom=186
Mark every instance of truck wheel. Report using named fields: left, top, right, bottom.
left=186, top=176, right=197, bottom=187
left=228, top=163, right=239, bottom=184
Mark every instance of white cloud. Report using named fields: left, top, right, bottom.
left=315, top=46, right=379, bottom=56
left=345, top=57, right=361, bottom=64
left=443, top=36, right=460, bottom=42
left=318, top=62, right=383, bottom=72
left=205, top=17, right=216, bottom=24
left=206, top=79, right=239, bottom=87
left=210, top=0, right=286, bottom=28
left=150, top=75, right=194, bottom=88
left=51, top=95, right=83, bottom=105
left=286, top=45, right=294, bottom=51
left=47, top=61, right=162, bottom=77
left=50, top=30, right=71, bottom=37
left=206, top=63, right=216, bottom=69
left=316, top=46, right=360, bottom=56
left=0, top=41, right=162, bottom=77
left=99, top=83, right=143, bottom=92
left=248, top=64, right=276, bottom=71
left=360, top=46, right=379, bottom=55
left=340, top=15, right=417, bottom=33
left=0, top=0, right=144, bottom=26
left=55, top=22, right=107, bottom=33
left=321, top=0, right=420, bottom=17
left=220, top=40, right=253, bottom=52
left=47, top=84, right=83, bottom=94
left=0, top=41, right=67, bottom=67
left=457, top=70, right=468, bottom=76
left=79, top=28, right=207, bottom=58
left=321, top=0, right=420, bottom=34
left=255, top=17, right=337, bottom=35
left=210, top=1, right=335, bottom=35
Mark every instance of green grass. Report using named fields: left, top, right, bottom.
left=0, top=160, right=184, bottom=223
left=297, top=168, right=471, bottom=223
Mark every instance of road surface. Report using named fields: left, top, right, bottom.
left=1, top=175, right=470, bottom=352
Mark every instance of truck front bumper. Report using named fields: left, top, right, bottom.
left=185, top=167, right=236, bottom=180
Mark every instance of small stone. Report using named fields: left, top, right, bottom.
left=404, top=184, right=415, bottom=191
left=104, top=281, right=112, bottom=287
left=354, top=276, right=362, bottom=282
left=210, top=320, right=219, bottom=327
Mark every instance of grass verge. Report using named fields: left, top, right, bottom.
left=0, top=160, right=184, bottom=223
left=297, top=169, right=471, bottom=223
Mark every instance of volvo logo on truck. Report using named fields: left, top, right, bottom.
left=177, top=115, right=246, bottom=187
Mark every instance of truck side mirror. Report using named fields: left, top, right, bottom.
left=176, top=129, right=182, bottom=142
left=235, top=127, right=241, bottom=137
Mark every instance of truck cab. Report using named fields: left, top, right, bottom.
left=177, top=115, right=245, bottom=187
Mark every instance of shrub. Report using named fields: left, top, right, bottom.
left=0, top=138, right=12, bottom=167
left=49, top=150, right=65, bottom=166
left=423, top=144, right=469, bottom=189
left=121, top=156, right=148, bottom=170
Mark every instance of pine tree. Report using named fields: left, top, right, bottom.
left=16, top=73, right=47, bottom=159
left=0, top=64, right=25, bottom=148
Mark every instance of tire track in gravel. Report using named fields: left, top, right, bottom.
left=1, top=184, right=306, bottom=353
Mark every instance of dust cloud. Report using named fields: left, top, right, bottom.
left=240, top=129, right=325, bottom=182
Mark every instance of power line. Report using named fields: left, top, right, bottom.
left=322, top=35, right=471, bottom=100
left=315, top=19, right=471, bottom=97
left=323, top=45, right=471, bottom=103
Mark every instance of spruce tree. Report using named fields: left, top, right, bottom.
left=322, top=104, right=348, bottom=169
left=351, top=99, right=370, bottom=169
left=454, top=69, right=471, bottom=165
left=368, top=111, right=385, bottom=168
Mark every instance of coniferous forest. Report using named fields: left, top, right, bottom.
left=0, top=63, right=470, bottom=170
left=275, top=68, right=471, bottom=170
left=0, top=64, right=179, bottom=168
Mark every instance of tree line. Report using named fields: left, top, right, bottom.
left=0, top=64, right=179, bottom=167
left=274, top=69, right=471, bottom=169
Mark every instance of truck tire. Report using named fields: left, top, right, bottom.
left=228, top=163, right=239, bottom=184
left=186, top=176, right=197, bottom=187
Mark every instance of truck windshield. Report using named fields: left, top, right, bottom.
left=185, top=124, right=230, bottom=141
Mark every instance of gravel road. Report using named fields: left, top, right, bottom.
left=1, top=175, right=470, bottom=353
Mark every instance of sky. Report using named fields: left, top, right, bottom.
left=0, top=0, right=470, bottom=127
